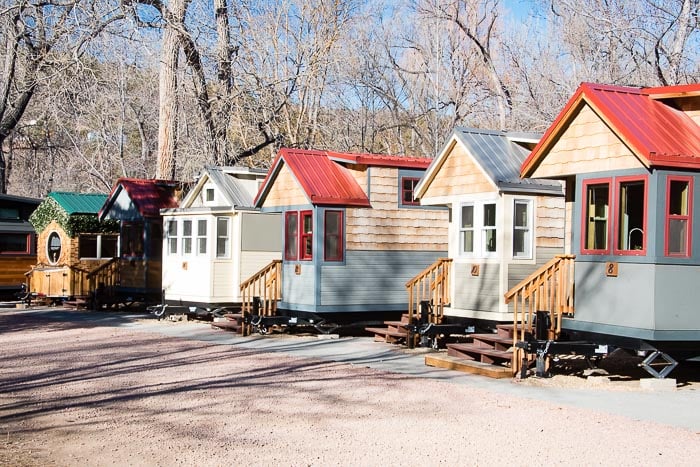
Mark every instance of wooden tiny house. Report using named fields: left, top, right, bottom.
left=160, top=166, right=281, bottom=310
left=516, top=82, right=700, bottom=373
left=98, top=178, right=180, bottom=301
left=251, top=148, right=448, bottom=321
left=25, top=192, right=118, bottom=300
left=0, top=193, right=40, bottom=298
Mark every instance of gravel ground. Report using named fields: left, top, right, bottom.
left=1, top=308, right=699, bottom=466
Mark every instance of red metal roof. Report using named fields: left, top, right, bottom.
left=522, top=82, right=700, bottom=177
left=327, top=151, right=433, bottom=169
left=102, top=178, right=180, bottom=219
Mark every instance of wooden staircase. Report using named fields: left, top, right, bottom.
left=237, top=260, right=282, bottom=336
left=211, top=311, right=244, bottom=333
left=365, top=313, right=411, bottom=344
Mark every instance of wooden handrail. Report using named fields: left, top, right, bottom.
left=240, top=260, right=282, bottom=335
left=405, top=258, right=452, bottom=327
left=504, top=254, right=575, bottom=375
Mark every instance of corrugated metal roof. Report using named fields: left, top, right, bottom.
left=102, top=179, right=180, bottom=219
left=522, top=82, right=700, bottom=176
left=204, top=166, right=256, bottom=208
left=48, top=192, right=107, bottom=215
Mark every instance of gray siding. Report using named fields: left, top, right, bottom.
left=507, top=247, right=562, bottom=290
left=281, top=262, right=315, bottom=307
left=654, top=264, right=700, bottom=331
left=241, top=212, right=282, bottom=252
left=320, top=250, right=443, bottom=307
left=453, top=262, right=500, bottom=313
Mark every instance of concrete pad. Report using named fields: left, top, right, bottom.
left=640, top=378, right=677, bottom=391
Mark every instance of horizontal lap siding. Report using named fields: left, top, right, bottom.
left=452, top=262, right=500, bottom=313
left=164, top=257, right=213, bottom=301
left=654, top=264, right=700, bottom=331
left=507, top=247, right=562, bottom=290
left=0, top=256, right=34, bottom=287
left=239, top=251, right=280, bottom=284
left=282, top=262, right=315, bottom=306
left=320, top=250, right=443, bottom=306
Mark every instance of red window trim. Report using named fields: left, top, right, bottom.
left=0, top=232, right=31, bottom=255
left=580, top=178, right=612, bottom=255
left=324, top=210, right=344, bottom=262
left=299, top=210, right=313, bottom=261
left=613, top=175, right=648, bottom=256
left=284, top=211, right=298, bottom=261
left=401, top=177, right=420, bottom=206
left=665, top=175, right=693, bottom=258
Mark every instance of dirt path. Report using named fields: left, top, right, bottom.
left=1, top=309, right=699, bottom=466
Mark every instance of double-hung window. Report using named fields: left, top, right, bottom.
left=513, top=200, right=531, bottom=258
left=300, top=211, right=313, bottom=260
left=459, top=201, right=497, bottom=257
left=401, top=177, right=420, bottom=206
left=284, top=212, right=298, bottom=260
left=166, top=220, right=178, bottom=255
left=666, top=176, right=693, bottom=257
left=216, top=217, right=230, bottom=258
left=182, top=220, right=192, bottom=255
left=197, top=220, right=207, bottom=255
left=460, top=204, right=474, bottom=254
left=482, top=203, right=497, bottom=254
left=324, top=210, right=343, bottom=261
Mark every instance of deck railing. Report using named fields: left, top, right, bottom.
left=86, top=257, right=121, bottom=296
left=504, top=254, right=575, bottom=374
left=240, top=260, right=282, bottom=334
left=405, top=258, right=452, bottom=326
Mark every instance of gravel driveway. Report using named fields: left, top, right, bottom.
left=1, top=308, right=699, bottom=466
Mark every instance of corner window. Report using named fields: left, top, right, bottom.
left=401, top=177, right=420, bottom=206
left=460, top=204, right=474, bottom=254
left=582, top=180, right=611, bottom=254
left=300, top=211, right=313, bottom=260
left=284, top=212, right=298, bottom=260
left=182, top=220, right=192, bottom=255
left=0, top=233, right=30, bottom=255
left=513, top=200, right=531, bottom=258
left=324, top=210, right=343, bottom=261
left=166, top=219, right=178, bottom=255
left=197, top=219, right=207, bottom=255
left=615, top=177, right=646, bottom=255
left=216, top=217, right=230, bottom=258
left=666, top=177, right=693, bottom=257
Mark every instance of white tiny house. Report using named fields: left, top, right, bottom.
left=160, top=166, right=281, bottom=309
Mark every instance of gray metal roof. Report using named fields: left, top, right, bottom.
left=452, top=127, right=563, bottom=195
left=203, top=166, right=261, bottom=208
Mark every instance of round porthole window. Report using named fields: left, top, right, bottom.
left=47, top=231, right=62, bottom=265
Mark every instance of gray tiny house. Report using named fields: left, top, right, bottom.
left=251, top=148, right=448, bottom=321
left=518, top=82, right=700, bottom=373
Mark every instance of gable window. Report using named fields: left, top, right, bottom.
left=216, top=217, right=230, bottom=258
left=582, top=180, right=611, bottom=254
left=615, top=177, right=646, bottom=255
left=483, top=203, right=497, bottom=254
left=166, top=219, right=178, bottom=255
left=666, top=177, right=693, bottom=257
left=182, top=220, right=192, bottom=255
left=460, top=204, right=474, bottom=254
left=324, top=210, right=343, bottom=261
left=206, top=188, right=215, bottom=202
left=401, top=177, right=420, bottom=206
left=197, top=219, right=207, bottom=255
left=284, top=212, right=298, bottom=260
left=300, top=211, right=313, bottom=260
left=513, top=200, right=531, bottom=258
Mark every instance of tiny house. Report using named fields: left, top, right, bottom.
left=161, top=166, right=281, bottom=310
left=519, top=82, right=700, bottom=369
left=414, top=127, right=565, bottom=324
left=26, top=192, right=119, bottom=300
left=0, top=193, right=40, bottom=298
left=252, top=148, right=448, bottom=321
left=98, top=178, right=180, bottom=301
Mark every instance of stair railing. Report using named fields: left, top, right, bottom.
left=86, top=257, right=121, bottom=295
left=240, top=259, right=282, bottom=323
left=504, top=254, right=575, bottom=374
left=405, top=258, right=452, bottom=326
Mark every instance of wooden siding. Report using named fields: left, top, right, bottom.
left=345, top=167, right=448, bottom=251
left=319, top=250, right=443, bottom=306
left=262, top=164, right=309, bottom=207
left=531, top=104, right=643, bottom=178
left=118, top=258, right=161, bottom=291
left=452, top=261, right=500, bottom=313
left=422, top=141, right=494, bottom=199
left=535, top=195, right=565, bottom=249
left=0, top=256, right=34, bottom=288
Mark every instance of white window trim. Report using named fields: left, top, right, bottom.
left=512, top=199, right=533, bottom=260
left=166, top=219, right=178, bottom=256
left=181, top=219, right=193, bottom=256
left=458, top=199, right=499, bottom=259
left=216, top=216, right=230, bottom=259
left=196, top=219, right=208, bottom=256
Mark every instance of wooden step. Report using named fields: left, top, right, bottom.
left=364, top=326, right=409, bottom=344
left=447, top=343, right=512, bottom=365
left=469, top=333, right=513, bottom=351
left=496, top=323, right=533, bottom=339
left=211, top=321, right=242, bottom=332
left=425, top=354, right=512, bottom=379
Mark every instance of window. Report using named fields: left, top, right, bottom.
left=197, top=219, right=207, bottom=255
left=121, top=223, right=144, bottom=258
left=300, top=211, right=313, bottom=260
left=182, top=220, right=192, bottom=255
left=206, top=188, right=215, bottom=202
left=166, top=219, right=178, bottom=255
left=284, top=212, right=298, bottom=260
left=513, top=200, right=531, bottom=258
left=216, top=217, right=230, bottom=258
left=0, top=208, right=19, bottom=220
left=79, top=234, right=118, bottom=259
left=401, top=177, right=420, bottom=206
left=0, top=233, right=30, bottom=254
left=47, top=231, right=62, bottom=264
left=324, top=210, right=343, bottom=261
left=460, top=204, right=474, bottom=254
left=615, top=178, right=646, bottom=255
left=483, top=203, right=497, bottom=254
left=666, top=177, right=693, bottom=257
left=582, top=180, right=611, bottom=254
